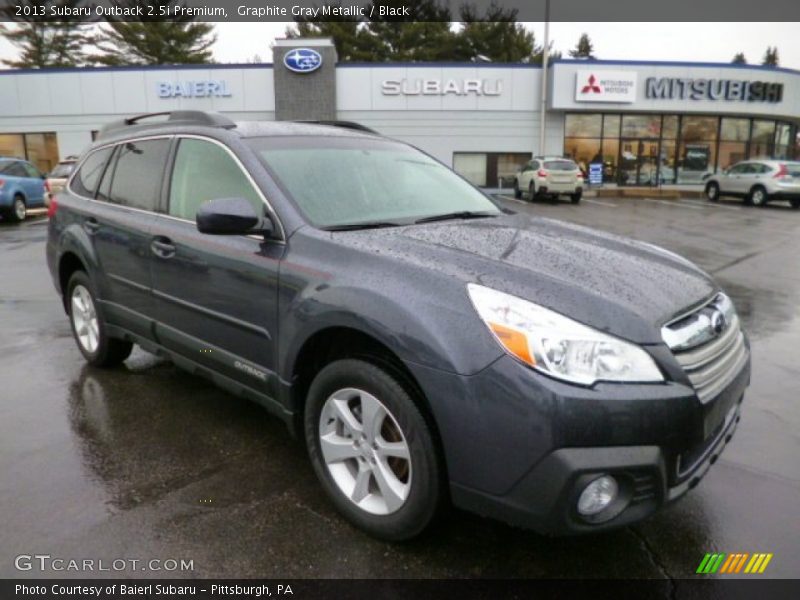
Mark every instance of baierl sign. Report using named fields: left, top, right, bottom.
left=382, top=78, right=503, bottom=96
left=575, top=70, right=637, bottom=103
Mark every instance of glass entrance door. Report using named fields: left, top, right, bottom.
left=618, top=138, right=661, bottom=186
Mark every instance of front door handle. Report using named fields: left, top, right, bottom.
left=150, top=236, right=176, bottom=259
left=82, top=218, right=99, bottom=235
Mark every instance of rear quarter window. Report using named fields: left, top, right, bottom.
left=49, top=163, right=75, bottom=178
left=71, top=147, right=114, bottom=198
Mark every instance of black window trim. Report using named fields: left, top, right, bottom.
left=67, top=133, right=285, bottom=243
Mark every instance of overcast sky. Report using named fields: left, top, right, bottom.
left=1, top=22, right=799, bottom=69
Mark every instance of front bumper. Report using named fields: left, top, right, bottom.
left=407, top=347, right=749, bottom=534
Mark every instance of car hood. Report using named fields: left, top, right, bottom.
left=332, top=213, right=717, bottom=344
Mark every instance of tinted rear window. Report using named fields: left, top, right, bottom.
left=106, top=140, right=170, bottom=211
left=71, top=148, right=113, bottom=197
left=544, top=160, right=578, bottom=171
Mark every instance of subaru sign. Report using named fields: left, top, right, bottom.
left=283, top=48, right=323, bottom=74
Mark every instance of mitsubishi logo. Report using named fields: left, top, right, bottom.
left=581, top=74, right=602, bottom=94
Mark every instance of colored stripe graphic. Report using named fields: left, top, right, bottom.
left=699, top=552, right=772, bottom=575
left=697, top=553, right=726, bottom=574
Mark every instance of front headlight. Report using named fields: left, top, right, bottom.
left=467, top=284, right=663, bottom=385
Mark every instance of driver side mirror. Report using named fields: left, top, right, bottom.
left=196, top=197, right=274, bottom=237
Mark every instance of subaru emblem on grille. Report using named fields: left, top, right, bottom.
left=710, top=310, right=727, bottom=335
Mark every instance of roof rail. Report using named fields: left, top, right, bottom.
left=294, top=120, right=379, bottom=134
left=97, top=111, right=236, bottom=140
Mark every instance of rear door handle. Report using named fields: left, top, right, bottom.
left=150, top=237, right=176, bottom=259
left=82, top=218, right=100, bottom=235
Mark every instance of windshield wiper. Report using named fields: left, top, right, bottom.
left=322, top=221, right=404, bottom=231
left=414, top=211, right=499, bottom=225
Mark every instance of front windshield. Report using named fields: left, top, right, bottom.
left=247, top=136, right=500, bottom=228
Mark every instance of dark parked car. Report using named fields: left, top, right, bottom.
left=47, top=111, right=750, bottom=540
left=0, top=157, right=46, bottom=222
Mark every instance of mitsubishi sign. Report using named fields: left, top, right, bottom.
left=645, top=77, right=783, bottom=103
left=575, top=70, right=637, bottom=103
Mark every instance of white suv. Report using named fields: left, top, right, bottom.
left=514, top=157, right=583, bottom=204
left=705, top=160, right=800, bottom=208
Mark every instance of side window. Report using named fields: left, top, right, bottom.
left=23, top=163, right=41, bottom=178
left=6, top=162, right=28, bottom=177
left=168, top=138, right=263, bottom=221
left=753, top=163, right=770, bottom=174
left=71, top=147, right=114, bottom=198
left=107, top=139, right=170, bottom=211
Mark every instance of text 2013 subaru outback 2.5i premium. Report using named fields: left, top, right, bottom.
left=47, top=112, right=750, bottom=540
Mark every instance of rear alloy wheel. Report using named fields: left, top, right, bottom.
left=705, top=182, right=720, bottom=202
left=749, top=186, right=768, bottom=207
left=67, top=271, right=133, bottom=367
left=9, top=195, right=26, bottom=222
left=305, top=359, right=441, bottom=541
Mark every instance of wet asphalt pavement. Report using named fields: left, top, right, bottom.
left=1, top=196, right=798, bottom=583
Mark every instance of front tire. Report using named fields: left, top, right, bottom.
left=705, top=182, right=720, bottom=202
left=67, top=271, right=133, bottom=367
left=304, top=359, right=442, bottom=541
left=749, top=186, right=768, bottom=207
left=791, top=199, right=800, bottom=210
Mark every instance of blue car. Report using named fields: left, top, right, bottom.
left=0, top=157, right=47, bottom=222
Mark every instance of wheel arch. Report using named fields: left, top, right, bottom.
left=288, top=325, right=448, bottom=481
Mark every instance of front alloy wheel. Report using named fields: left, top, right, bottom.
left=305, top=359, right=441, bottom=540
left=319, top=388, right=411, bottom=515
left=706, top=182, right=719, bottom=202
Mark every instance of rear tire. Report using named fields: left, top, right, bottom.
left=749, top=186, right=768, bottom=207
left=304, top=359, right=442, bottom=541
left=513, top=180, right=522, bottom=199
left=570, top=191, right=582, bottom=204
left=8, top=195, right=26, bottom=222
left=67, top=271, right=133, bottom=367
left=528, top=182, right=536, bottom=202
left=705, top=182, right=720, bottom=202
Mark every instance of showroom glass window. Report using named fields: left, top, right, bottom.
left=453, top=152, right=531, bottom=187
left=0, top=132, right=59, bottom=173
left=168, top=138, right=263, bottom=221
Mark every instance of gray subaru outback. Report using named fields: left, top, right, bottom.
left=47, top=111, right=750, bottom=540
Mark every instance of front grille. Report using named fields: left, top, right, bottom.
left=663, top=294, right=748, bottom=403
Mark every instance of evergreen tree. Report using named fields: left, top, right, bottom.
left=92, top=0, right=215, bottom=65
left=364, top=1, right=463, bottom=62
left=0, top=0, right=94, bottom=68
left=568, top=33, right=595, bottom=59
left=761, top=46, right=779, bottom=67
left=458, top=2, right=541, bottom=62
left=731, top=52, right=747, bottom=64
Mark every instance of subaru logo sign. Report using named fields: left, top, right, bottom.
left=284, top=48, right=322, bottom=74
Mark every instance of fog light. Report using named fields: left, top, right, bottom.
left=577, top=475, right=618, bottom=516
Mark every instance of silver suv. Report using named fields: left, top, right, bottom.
left=705, top=160, right=800, bottom=208
left=513, top=157, right=583, bottom=204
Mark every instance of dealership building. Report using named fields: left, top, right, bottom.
left=1, top=38, right=798, bottom=187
